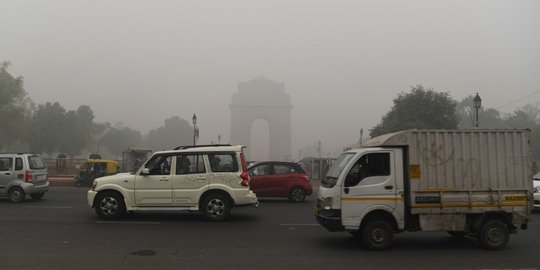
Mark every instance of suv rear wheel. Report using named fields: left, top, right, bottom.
left=9, top=187, right=25, bottom=203
left=201, top=193, right=231, bottom=221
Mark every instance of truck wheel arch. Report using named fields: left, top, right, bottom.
left=360, top=210, right=399, bottom=232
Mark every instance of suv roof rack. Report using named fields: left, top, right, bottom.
left=173, top=144, right=232, bottom=150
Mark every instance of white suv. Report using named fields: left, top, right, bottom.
left=0, top=153, right=49, bottom=202
left=87, top=145, right=258, bottom=221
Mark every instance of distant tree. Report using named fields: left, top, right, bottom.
left=370, top=85, right=459, bottom=137
left=0, top=61, right=31, bottom=150
left=99, top=124, right=143, bottom=157
left=58, top=106, right=95, bottom=157
left=28, top=102, right=66, bottom=154
left=146, top=116, right=193, bottom=151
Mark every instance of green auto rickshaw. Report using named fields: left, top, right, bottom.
left=75, top=159, right=119, bottom=187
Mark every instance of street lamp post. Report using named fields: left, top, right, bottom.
left=192, top=113, right=197, bottom=145
left=218, top=134, right=221, bottom=144
left=473, top=93, right=482, bottom=128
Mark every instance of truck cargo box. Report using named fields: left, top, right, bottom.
left=363, top=129, right=532, bottom=216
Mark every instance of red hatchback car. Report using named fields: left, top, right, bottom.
left=248, top=161, right=312, bottom=202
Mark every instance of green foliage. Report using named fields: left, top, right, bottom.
left=0, top=61, right=31, bottom=150
left=59, top=106, right=96, bottom=156
left=146, top=116, right=193, bottom=151
left=99, top=125, right=143, bottom=156
left=28, top=102, right=66, bottom=154
left=370, top=85, right=459, bottom=137
left=28, top=103, right=97, bottom=156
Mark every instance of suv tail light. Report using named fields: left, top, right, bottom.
left=240, top=152, right=249, bottom=186
left=25, top=170, right=33, bottom=183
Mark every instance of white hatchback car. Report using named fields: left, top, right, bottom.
left=88, top=145, right=258, bottom=221
left=0, top=153, right=49, bottom=202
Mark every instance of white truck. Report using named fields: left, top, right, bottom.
left=315, top=129, right=533, bottom=250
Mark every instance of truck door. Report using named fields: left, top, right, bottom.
left=341, top=151, right=400, bottom=227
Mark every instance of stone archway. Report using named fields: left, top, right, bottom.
left=229, top=77, right=293, bottom=161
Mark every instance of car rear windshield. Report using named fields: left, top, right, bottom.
left=29, top=155, right=47, bottom=169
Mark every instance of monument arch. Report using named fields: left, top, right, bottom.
left=229, top=77, right=292, bottom=161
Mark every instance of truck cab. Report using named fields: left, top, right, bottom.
left=316, top=147, right=406, bottom=249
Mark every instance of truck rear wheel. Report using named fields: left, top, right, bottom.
left=361, top=220, right=394, bottom=251
left=478, top=219, right=509, bottom=250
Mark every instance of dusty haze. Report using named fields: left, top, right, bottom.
left=1, top=0, right=539, bottom=159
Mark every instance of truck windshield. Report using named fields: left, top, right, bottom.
left=321, top=152, right=354, bottom=188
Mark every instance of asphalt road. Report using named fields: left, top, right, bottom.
left=1, top=186, right=540, bottom=270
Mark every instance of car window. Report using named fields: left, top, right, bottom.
left=209, top=154, right=238, bottom=172
left=0, top=157, right=13, bottom=171
left=176, top=154, right=205, bottom=175
left=145, top=154, right=173, bottom=175
left=29, top=155, right=46, bottom=169
left=252, top=164, right=272, bottom=176
left=345, top=153, right=390, bottom=187
left=274, top=165, right=292, bottom=175
left=15, top=158, right=23, bottom=171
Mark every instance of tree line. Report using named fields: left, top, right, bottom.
left=0, top=62, right=194, bottom=158
left=2, top=61, right=540, bottom=161
left=370, top=85, right=540, bottom=162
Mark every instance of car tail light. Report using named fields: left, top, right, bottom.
left=25, top=170, right=33, bottom=183
left=240, top=152, right=249, bottom=186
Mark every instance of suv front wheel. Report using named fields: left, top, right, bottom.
left=201, top=193, right=231, bottom=221
left=95, top=191, right=126, bottom=220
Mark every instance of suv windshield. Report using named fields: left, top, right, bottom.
left=321, top=152, right=354, bottom=188
left=29, top=155, right=47, bottom=169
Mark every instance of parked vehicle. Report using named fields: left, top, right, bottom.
left=315, top=129, right=533, bottom=250
left=248, top=161, right=312, bottom=202
left=75, top=159, right=119, bottom=187
left=87, top=145, right=258, bottom=221
left=0, top=153, right=49, bottom=202
left=533, top=173, right=540, bottom=209
left=122, top=148, right=152, bottom=173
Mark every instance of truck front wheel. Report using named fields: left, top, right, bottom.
left=478, top=219, right=509, bottom=250
left=361, top=220, right=394, bottom=251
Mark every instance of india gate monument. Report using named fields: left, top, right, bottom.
left=229, top=76, right=293, bottom=161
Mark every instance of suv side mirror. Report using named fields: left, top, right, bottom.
left=141, top=168, right=150, bottom=175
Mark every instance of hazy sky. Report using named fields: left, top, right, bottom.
left=1, top=0, right=539, bottom=158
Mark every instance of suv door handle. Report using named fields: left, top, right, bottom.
left=3, top=172, right=10, bottom=175
left=384, top=185, right=393, bottom=190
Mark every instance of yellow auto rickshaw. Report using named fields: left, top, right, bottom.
left=75, top=159, right=119, bottom=187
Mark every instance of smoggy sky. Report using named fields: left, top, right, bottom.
left=1, top=0, right=539, bottom=159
